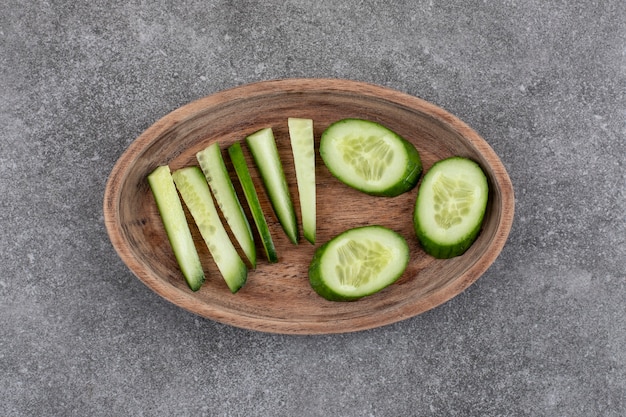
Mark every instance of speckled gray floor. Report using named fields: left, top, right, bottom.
left=2, top=1, right=625, bottom=416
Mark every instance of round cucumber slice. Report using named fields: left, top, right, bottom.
left=308, top=226, right=409, bottom=301
left=413, top=157, right=489, bottom=258
left=320, top=118, right=422, bottom=196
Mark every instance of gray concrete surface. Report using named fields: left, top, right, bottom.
left=1, top=0, right=625, bottom=416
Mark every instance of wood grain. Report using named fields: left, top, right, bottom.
left=103, top=78, right=515, bottom=334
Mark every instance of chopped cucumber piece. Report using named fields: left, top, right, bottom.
left=246, top=128, right=299, bottom=244
left=147, top=165, right=205, bottom=291
left=308, top=225, right=409, bottom=301
left=172, top=167, right=247, bottom=293
left=320, top=118, right=422, bottom=197
left=228, top=142, right=278, bottom=263
left=413, top=157, right=489, bottom=258
left=288, top=117, right=316, bottom=244
left=196, top=143, right=256, bottom=267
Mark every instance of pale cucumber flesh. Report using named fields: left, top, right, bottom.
left=414, top=157, right=489, bottom=258
left=246, top=128, right=299, bottom=244
left=228, top=142, right=278, bottom=263
left=288, top=117, right=316, bottom=244
left=147, top=165, right=205, bottom=291
left=196, top=143, right=256, bottom=267
left=320, top=118, right=422, bottom=197
left=172, top=166, right=247, bottom=293
left=308, top=225, right=409, bottom=301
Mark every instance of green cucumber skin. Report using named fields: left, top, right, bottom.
left=227, top=142, right=279, bottom=263
left=147, top=165, right=205, bottom=292
left=320, top=118, right=422, bottom=197
left=413, top=157, right=488, bottom=259
left=246, top=128, right=299, bottom=244
left=172, top=166, right=247, bottom=293
left=414, top=217, right=483, bottom=259
left=386, top=138, right=422, bottom=197
left=308, top=225, right=409, bottom=302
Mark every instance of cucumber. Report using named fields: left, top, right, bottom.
left=227, top=142, right=278, bottom=263
left=246, top=128, right=299, bottom=244
left=413, top=157, right=489, bottom=259
left=320, top=118, right=422, bottom=197
left=172, top=167, right=247, bottom=293
left=147, top=165, right=205, bottom=291
left=308, top=225, right=409, bottom=301
left=196, top=143, right=256, bottom=267
left=288, top=117, right=316, bottom=244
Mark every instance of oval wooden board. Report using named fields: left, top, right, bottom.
left=104, top=79, right=515, bottom=334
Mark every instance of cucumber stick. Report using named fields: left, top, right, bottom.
left=309, top=226, right=409, bottom=301
left=147, top=165, right=205, bottom=291
left=413, top=157, right=489, bottom=259
left=196, top=143, right=256, bottom=267
left=320, top=118, right=422, bottom=196
left=172, top=166, right=247, bottom=293
left=246, top=128, right=299, bottom=244
left=288, top=118, right=316, bottom=244
left=227, top=142, right=278, bottom=263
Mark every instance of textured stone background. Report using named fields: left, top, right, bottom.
left=1, top=0, right=624, bottom=416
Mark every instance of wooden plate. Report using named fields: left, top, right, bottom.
left=103, top=78, right=514, bottom=334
